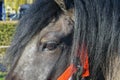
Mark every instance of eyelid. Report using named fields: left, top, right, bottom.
left=40, top=36, right=60, bottom=44
left=43, top=40, right=60, bottom=47
left=40, top=40, right=60, bottom=51
left=41, top=38, right=47, bottom=43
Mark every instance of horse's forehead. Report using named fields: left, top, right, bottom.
left=42, top=15, right=73, bottom=32
left=39, top=15, right=74, bottom=41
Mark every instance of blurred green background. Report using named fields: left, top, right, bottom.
left=0, top=21, right=16, bottom=54
left=0, top=21, right=17, bottom=80
left=0, top=72, right=6, bottom=80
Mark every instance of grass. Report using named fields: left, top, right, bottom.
left=0, top=72, right=7, bottom=80
left=0, top=21, right=17, bottom=58
left=0, top=21, right=17, bottom=80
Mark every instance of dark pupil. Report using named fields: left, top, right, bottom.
left=46, top=42, right=57, bottom=50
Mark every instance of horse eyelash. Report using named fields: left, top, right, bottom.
left=37, top=41, right=60, bottom=52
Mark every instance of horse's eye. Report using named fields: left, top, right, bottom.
left=43, top=42, right=58, bottom=51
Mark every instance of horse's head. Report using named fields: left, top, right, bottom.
left=5, top=0, right=76, bottom=80
left=5, top=0, right=120, bottom=80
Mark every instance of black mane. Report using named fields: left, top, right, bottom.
left=73, top=0, right=120, bottom=79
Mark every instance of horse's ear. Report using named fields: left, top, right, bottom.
left=55, top=0, right=74, bottom=20
left=55, top=0, right=67, bottom=12
left=55, top=0, right=74, bottom=11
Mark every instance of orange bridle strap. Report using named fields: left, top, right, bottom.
left=57, top=64, right=77, bottom=80
left=81, top=50, right=90, bottom=77
left=57, top=44, right=90, bottom=80
left=79, top=44, right=90, bottom=78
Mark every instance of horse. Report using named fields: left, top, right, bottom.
left=4, top=0, right=120, bottom=80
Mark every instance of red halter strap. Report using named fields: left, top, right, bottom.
left=57, top=64, right=77, bottom=80
left=78, top=44, right=90, bottom=78
left=57, top=44, right=90, bottom=80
